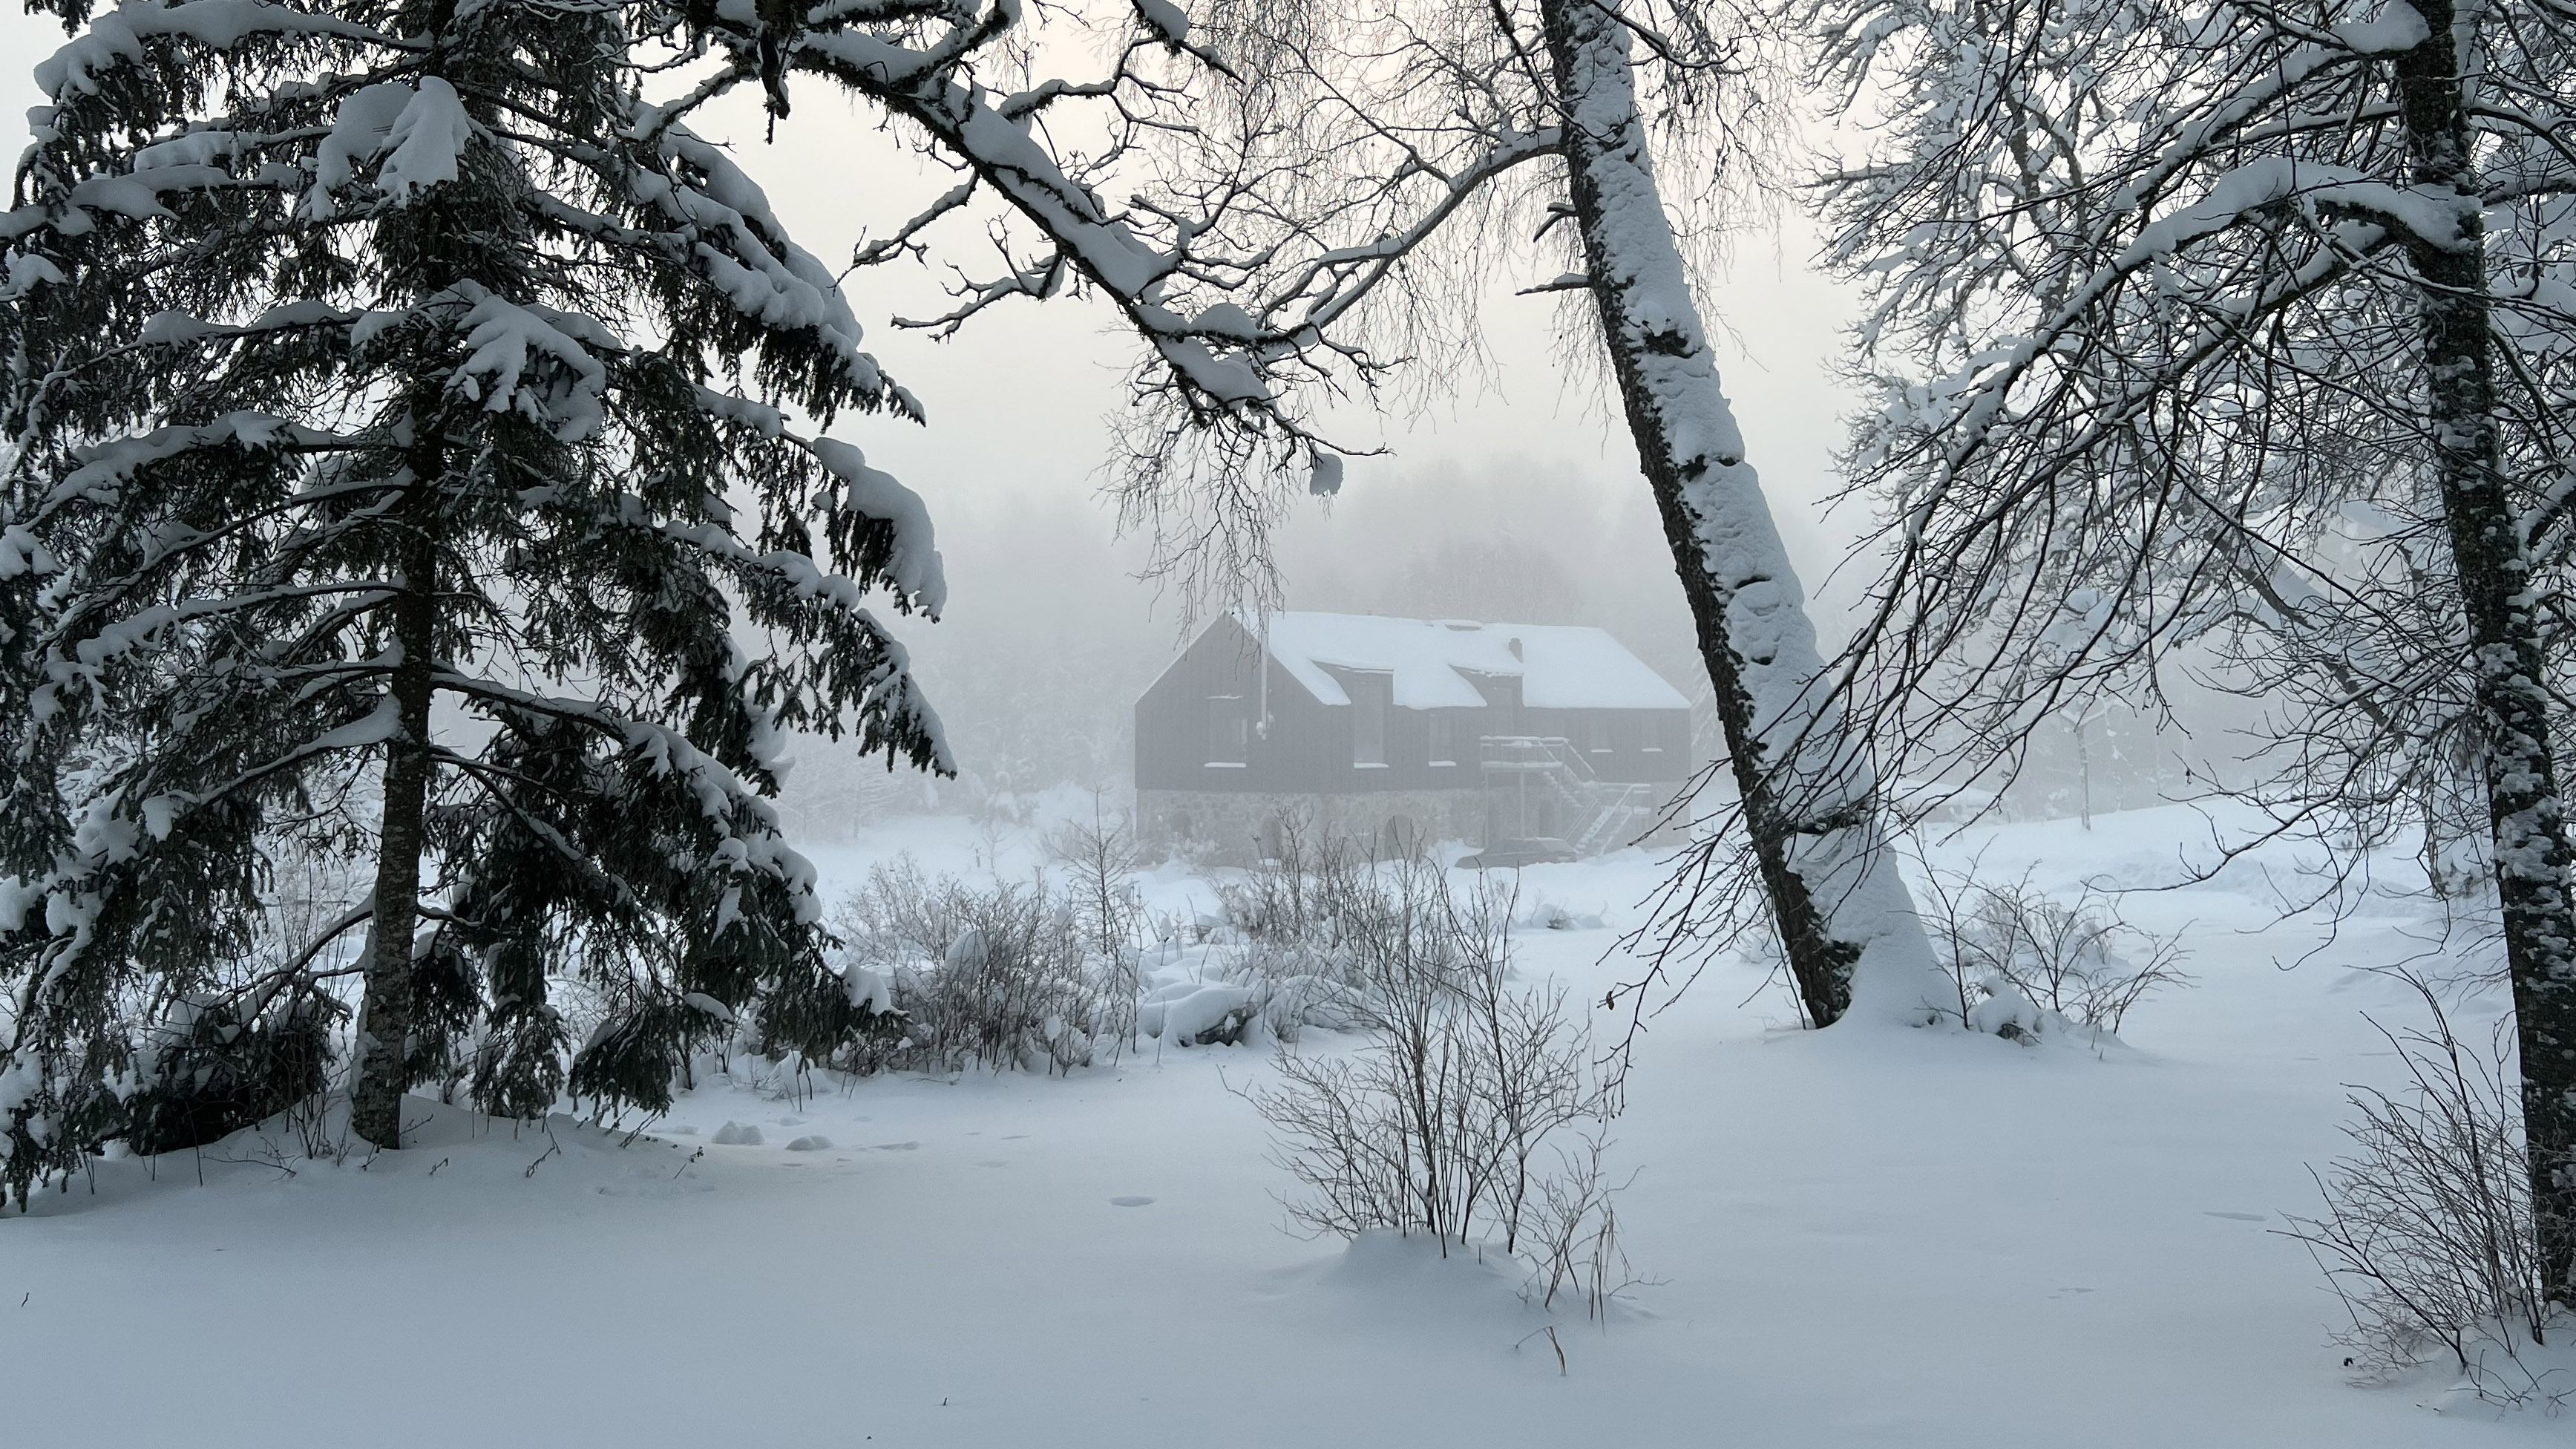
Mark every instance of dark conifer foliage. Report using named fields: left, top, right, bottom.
left=0, top=0, right=948, bottom=1196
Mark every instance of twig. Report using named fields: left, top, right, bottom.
left=525, top=1123, right=561, bottom=1179
left=1514, top=1324, right=1569, bottom=1375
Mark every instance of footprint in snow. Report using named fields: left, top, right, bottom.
left=871, top=1141, right=921, bottom=1151
left=2203, top=1211, right=2267, bottom=1222
left=1110, top=1196, right=1155, bottom=1208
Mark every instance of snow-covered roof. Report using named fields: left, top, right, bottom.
left=1235, top=611, right=1689, bottom=711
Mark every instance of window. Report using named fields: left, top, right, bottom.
left=1641, top=716, right=1665, bottom=753
left=1351, top=675, right=1388, bottom=766
left=1207, top=696, right=1248, bottom=765
left=1428, top=711, right=1457, bottom=765
left=1587, top=714, right=1612, bottom=753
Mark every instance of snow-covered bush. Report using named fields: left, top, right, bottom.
left=1915, top=869, right=2189, bottom=1041
left=1518, top=897, right=1605, bottom=932
left=1210, top=814, right=1340, bottom=946
left=122, top=990, right=335, bottom=1157
left=1243, top=863, right=1634, bottom=1317
left=2286, top=975, right=2569, bottom=1407
left=827, top=860, right=1136, bottom=1075
left=1204, top=825, right=1443, bottom=1039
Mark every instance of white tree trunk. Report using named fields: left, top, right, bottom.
left=1540, top=0, right=1938, bottom=1026
left=2393, top=0, right=2576, bottom=1301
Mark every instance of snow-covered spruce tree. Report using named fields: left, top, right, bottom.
left=1806, top=0, right=2576, bottom=1298
left=734, top=0, right=1940, bottom=1027
left=0, top=0, right=945, bottom=1183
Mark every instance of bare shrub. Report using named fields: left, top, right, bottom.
left=1520, top=1131, right=1633, bottom=1316
left=1914, top=864, right=2189, bottom=1041
left=1043, top=792, right=1147, bottom=1043
left=828, top=858, right=1135, bottom=1074
left=2284, top=972, right=2568, bottom=1407
left=1211, top=812, right=1335, bottom=946
left=1043, top=790, right=1148, bottom=965
left=1243, top=860, right=1635, bottom=1318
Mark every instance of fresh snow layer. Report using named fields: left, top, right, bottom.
left=0, top=805, right=2565, bottom=1445
left=1233, top=609, right=1691, bottom=711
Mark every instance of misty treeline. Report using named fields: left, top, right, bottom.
left=0, top=0, right=2565, bottom=1349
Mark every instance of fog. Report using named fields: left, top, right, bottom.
left=603, top=78, right=1878, bottom=828
left=0, top=13, right=2177, bottom=829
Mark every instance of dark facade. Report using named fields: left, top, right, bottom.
left=1135, top=612, right=1693, bottom=854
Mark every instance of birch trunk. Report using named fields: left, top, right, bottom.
left=1538, top=0, right=1938, bottom=1027
left=2395, top=0, right=2576, bottom=1303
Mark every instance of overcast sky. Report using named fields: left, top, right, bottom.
left=0, top=10, right=1881, bottom=693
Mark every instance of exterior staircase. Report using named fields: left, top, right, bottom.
left=1570, top=782, right=1659, bottom=855
left=1478, top=735, right=1663, bottom=856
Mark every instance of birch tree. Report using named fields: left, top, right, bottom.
left=1808, top=0, right=2576, bottom=1300
left=737, top=0, right=1942, bottom=1027
left=1536, top=0, right=1938, bottom=1027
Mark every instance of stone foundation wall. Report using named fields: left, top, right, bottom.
left=1138, top=786, right=1687, bottom=866
left=1137, top=788, right=1486, bottom=865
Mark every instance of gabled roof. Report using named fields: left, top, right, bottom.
left=1233, top=610, right=1690, bottom=711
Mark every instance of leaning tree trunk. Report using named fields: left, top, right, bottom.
left=350, top=440, right=442, bottom=1151
left=1537, top=0, right=1938, bottom=1027
left=2396, top=1, right=2576, bottom=1305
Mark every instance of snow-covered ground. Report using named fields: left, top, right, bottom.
left=1, top=806, right=2563, bottom=1445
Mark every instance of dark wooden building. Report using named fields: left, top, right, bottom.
left=1135, top=611, right=1692, bottom=858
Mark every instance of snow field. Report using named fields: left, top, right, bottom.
left=0, top=805, right=2563, bottom=1445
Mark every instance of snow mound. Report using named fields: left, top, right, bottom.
left=1520, top=900, right=1605, bottom=931
left=1139, top=984, right=1256, bottom=1045
left=1268, top=1231, right=1545, bottom=1328
left=784, top=1135, right=833, bottom=1152
left=710, top=1122, right=764, bottom=1145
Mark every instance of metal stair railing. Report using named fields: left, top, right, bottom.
left=1478, top=733, right=1596, bottom=781
left=1570, top=782, right=1657, bottom=855
left=1481, top=735, right=1662, bottom=855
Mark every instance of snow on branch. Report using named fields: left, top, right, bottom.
left=637, top=121, right=903, bottom=411
left=33, top=0, right=395, bottom=98
left=46, top=413, right=344, bottom=508
left=448, top=290, right=615, bottom=442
